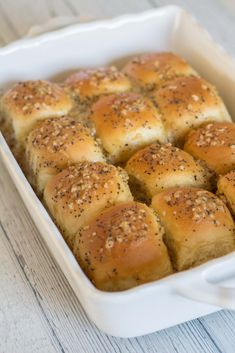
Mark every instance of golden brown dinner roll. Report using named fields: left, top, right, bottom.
left=74, top=201, right=173, bottom=291
left=151, top=188, right=235, bottom=271
left=126, top=143, right=214, bottom=200
left=217, top=170, right=235, bottom=216
left=44, top=162, right=133, bottom=249
left=90, top=92, right=167, bottom=163
left=152, top=76, right=231, bottom=144
left=122, top=52, right=197, bottom=91
left=65, top=66, right=131, bottom=102
left=184, top=122, right=235, bottom=175
left=0, top=80, right=73, bottom=145
left=25, top=116, right=105, bottom=193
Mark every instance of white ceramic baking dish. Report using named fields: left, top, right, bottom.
left=1, top=6, right=235, bottom=338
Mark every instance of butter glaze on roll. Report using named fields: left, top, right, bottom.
left=74, top=201, right=173, bottom=291
left=0, top=80, right=73, bottom=145
left=126, top=143, right=214, bottom=200
left=3, top=51, right=235, bottom=292
left=152, top=76, right=231, bottom=145
left=25, top=116, right=105, bottom=193
left=217, top=170, right=235, bottom=216
left=184, top=122, right=235, bottom=175
left=151, top=188, right=235, bottom=271
left=44, top=162, right=133, bottom=249
left=65, top=66, right=131, bottom=102
left=122, top=52, right=197, bottom=91
left=90, top=92, right=167, bottom=163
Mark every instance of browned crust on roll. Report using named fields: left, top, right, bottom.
left=151, top=187, right=235, bottom=271
left=217, top=170, right=235, bottom=216
left=65, top=66, right=131, bottom=101
left=152, top=76, right=231, bottom=144
left=74, top=201, right=173, bottom=291
left=90, top=92, right=167, bottom=163
left=1, top=80, right=73, bottom=144
left=126, top=142, right=214, bottom=200
left=44, top=162, right=133, bottom=249
left=25, top=116, right=105, bottom=193
left=122, top=52, right=197, bottom=91
left=184, top=122, right=235, bottom=175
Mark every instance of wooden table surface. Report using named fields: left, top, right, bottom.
left=0, top=1, right=235, bottom=352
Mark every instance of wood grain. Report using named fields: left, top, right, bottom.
left=0, top=226, right=58, bottom=353
left=1, top=0, right=235, bottom=352
left=151, top=0, right=235, bottom=56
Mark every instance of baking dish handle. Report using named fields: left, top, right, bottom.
left=174, top=272, right=235, bottom=310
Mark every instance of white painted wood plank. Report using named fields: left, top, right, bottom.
left=222, top=0, right=235, bottom=13
left=0, top=0, right=71, bottom=38
left=0, top=156, right=224, bottom=353
left=152, top=0, right=235, bottom=56
left=0, top=2, right=21, bottom=45
left=0, top=226, right=59, bottom=353
left=64, top=0, right=152, bottom=18
left=0, top=0, right=151, bottom=40
left=199, top=312, right=235, bottom=352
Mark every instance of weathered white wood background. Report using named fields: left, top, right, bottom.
left=0, top=1, right=235, bottom=352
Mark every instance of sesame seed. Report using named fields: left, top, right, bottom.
left=192, top=94, right=199, bottom=101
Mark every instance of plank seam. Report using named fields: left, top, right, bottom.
left=61, top=0, right=79, bottom=15
left=0, top=221, right=65, bottom=353
left=0, top=2, right=20, bottom=37
left=197, top=319, right=223, bottom=353
left=146, top=0, right=157, bottom=9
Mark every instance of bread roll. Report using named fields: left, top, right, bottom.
left=126, top=143, right=214, bottom=200
left=151, top=188, right=235, bottom=271
left=65, top=66, right=131, bottom=102
left=0, top=80, right=73, bottom=145
left=152, top=77, right=231, bottom=144
left=184, top=122, right=235, bottom=175
left=90, top=92, right=167, bottom=163
left=44, top=162, right=133, bottom=248
left=74, top=201, right=173, bottom=291
left=217, top=170, right=235, bottom=216
left=122, top=52, right=197, bottom=91
left=25, top=116, right=105, bottom=193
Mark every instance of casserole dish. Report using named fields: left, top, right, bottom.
left=1, top=6, right=235, bottom=337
